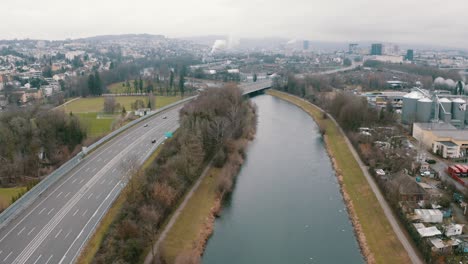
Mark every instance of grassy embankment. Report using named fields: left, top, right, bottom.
left=58, top=96, right=180, bottom=138
left=267, top=90, right=411, bottom=264
left=160, top=167, right=220, bottom=263
left=76, top=146, right=164, bottom=264
left=0, top=187, right=27, bottom=211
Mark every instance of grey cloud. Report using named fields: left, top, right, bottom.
left=0, top=0, right=467, bottom=48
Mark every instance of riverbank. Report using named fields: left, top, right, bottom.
left=156, top=130, right=255, bottom=263
left=267, top=90, right=411, bottom=264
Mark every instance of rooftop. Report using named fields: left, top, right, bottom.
left=414, top=225, right=442, bottom=237
left=437, top=141, right=459, bottom=147
left=414, top=122, right=457, bottom=131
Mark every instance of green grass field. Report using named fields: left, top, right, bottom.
left=268, top=90, right=411, bottom=264
left=59, top=96, right=180, bottom=138
left=59, top=96, right=180, bottom=113
left=75, top=113, right=116, bottom=138
left=161, top=168, right=219, bottom=263
left=0, top=187, right=27, bottom=210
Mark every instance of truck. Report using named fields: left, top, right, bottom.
left=448, top=165, right=464, bottom=186
left=454, top=164, right=468, bottom=177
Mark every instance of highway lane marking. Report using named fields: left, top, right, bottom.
left=56, top=192, right=63, bottom=198
left=85, top=167, right=90, bottom=172
left=87, top=193, right=93, bottom=199
left=72, top=178, right=77, bottom=184
left=0, top=121, right=146, bottom=243
left=97, top=158, right=102, bottom=162
left=32, top=255, right=41, bottom=264
left=55, top=229, right=62, bottom=239
left=79, top=178, right=85, bottom=184
left=92, top=168, right=97, bottom=172
left=38, top=208, right=46, bottom=215
left=3, top=251, right=12, bottom=262
left=47, top=208, right=54, bottom=215
left=0, top=250, right=2, bottom=256
left=17, top=227, right=26, bottom=236
left=64, top=230, right=72, bottom=239
left=72, top=209, right=79, bottom=216
left=8, top=112, right=181, bottom=263
left=64, top=192, right=71, bottom=198
left=100, top=179, right=106, bottom=185
left=95, top=193, right=102, bottom=200
left=27, top=227, right=36, bottom=236
left=82, top=209, right=88, bottom=217
left=45, top=255, right=53, bottom=264
left=112, top=168, right=117, bottom=173
left=107, top=180, right=113, bottom=186
left=60, top=181, right=122, bottom=264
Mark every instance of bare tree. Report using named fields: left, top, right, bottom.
left=139, top=205, right=161, bottom=262
left=103, top=96, right=116, bottom=114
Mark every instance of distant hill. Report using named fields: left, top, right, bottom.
left=77, top=34, right=165, bottom=42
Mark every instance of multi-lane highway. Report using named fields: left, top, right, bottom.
left=0, top=104, right=183, bottom=264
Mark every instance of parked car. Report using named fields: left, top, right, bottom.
left=426, top=159, right=436, bottom=164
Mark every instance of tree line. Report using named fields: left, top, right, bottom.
left=0, top=109, right=86, bottom=186
left=93, top=84, right=257, bottom=264
left=276, top=75, right=396, bottom=131
left=62, top=56, right=198, bottom=98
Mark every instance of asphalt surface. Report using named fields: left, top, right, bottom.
left=0, top=105, right=183, bottom=264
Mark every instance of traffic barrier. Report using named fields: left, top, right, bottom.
left=0, top=96, right=195, bottom=228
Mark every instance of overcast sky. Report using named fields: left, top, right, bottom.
left=1, top=0, right=467, bottom=48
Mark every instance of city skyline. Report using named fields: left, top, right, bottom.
left=1, top=0, right=467, bottom=49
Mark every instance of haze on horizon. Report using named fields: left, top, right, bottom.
left=1, top=0, right=467, bottom=49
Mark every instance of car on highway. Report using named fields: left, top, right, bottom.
left=163, top=116, right=167, bottom=119
left=143, top=124, right=148, bottom=127
left=151, top=139, right=156, bottom=143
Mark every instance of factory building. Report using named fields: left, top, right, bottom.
left=403, top=87, right=468, bottom=158
left=402, top=89, right=468, bottom=128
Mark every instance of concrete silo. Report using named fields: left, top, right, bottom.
left=452, top=98, right=466, bottom=123
left=438, top=98, right=452, bottom=122
left=416, top=98, right=433, bottom=122
left=402, top=91, right=423, bottom=124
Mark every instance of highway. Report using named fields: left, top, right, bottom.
left=0, top=104, right=183, bottom=264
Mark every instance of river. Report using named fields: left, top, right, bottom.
left=202, top=94, right=364, bottom=264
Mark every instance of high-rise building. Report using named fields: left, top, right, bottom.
left=406, top=49, right=414, bottom=61
left=303, top=40, right=309, bottom=50
left=349, top=43, right=358, bottom=54
left=371, top=44, right=382, bottom=55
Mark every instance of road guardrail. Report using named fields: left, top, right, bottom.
left=0, top=96, right=195, bottom=229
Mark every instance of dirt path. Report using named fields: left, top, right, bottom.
left=143, top=162, right=213, bottom=264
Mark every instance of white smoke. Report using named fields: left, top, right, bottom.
left=211, top=40, right=227, bottom=54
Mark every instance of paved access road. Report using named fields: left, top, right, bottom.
left=0, top=105, right=183, bottom=264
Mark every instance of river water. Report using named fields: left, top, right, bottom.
left=202, top=95, right=364, bottom=264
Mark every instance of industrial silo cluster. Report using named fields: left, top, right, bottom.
left=402, top=90, right=468, bottom=128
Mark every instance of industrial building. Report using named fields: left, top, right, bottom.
left=402, top=89, right=468, bottom=128
left=412, top=122, right=468, bottom=158
left=402, top=87, right=468, bottom=159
